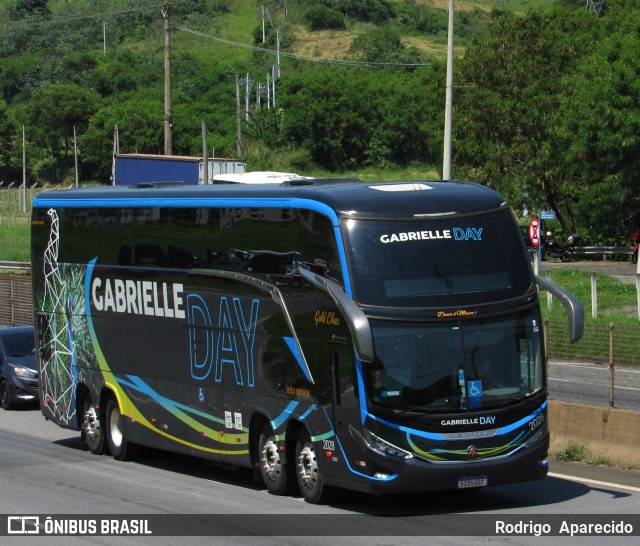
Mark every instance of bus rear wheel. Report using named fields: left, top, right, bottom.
left=258, top=422, right=294, bottom=495
left=105, top=397, right=137, bottom=461
left=81, top=396, right=106, bottom=455
left=295, top=429, right=334, bottom=504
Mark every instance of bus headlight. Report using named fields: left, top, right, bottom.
left=362, top=427, right=413, bottom=460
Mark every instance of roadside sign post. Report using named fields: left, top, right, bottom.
left=529, top=217, right=540, bottom=275
left=539, top=210, right=556, bottom=221
left=536, top=211, right=556, bottom=274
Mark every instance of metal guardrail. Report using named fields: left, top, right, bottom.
left=573, top=246, right=634, bottom=260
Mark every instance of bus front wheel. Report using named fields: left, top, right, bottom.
left=258, top=422, right=294, bottom=495
left=295, top=429, right=334, bottom=504
left=105, top=397, right=137, bottom=461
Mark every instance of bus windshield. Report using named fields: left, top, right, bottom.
left=367, top=308, right=544, bottom=412
left=343, top=209, right=532, bottom=307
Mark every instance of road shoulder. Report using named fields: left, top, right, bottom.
left=549, top=455, right=640, bottom=490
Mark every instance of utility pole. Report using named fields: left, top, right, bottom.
left=111, top=125, right=119, bottom=185
left=162, top=1, right=173, bottom=156
left=442, top=0, right=454, bottom=181
left=245, top=73, right=251, bottom=121
left=22, top=125, right=26, bottom=213
left=272, top=65, right=276, bottom=108
left=73, top=125, right=78, bottom=187
left=276, top=29, right=281, bottom=77
left=236, top=74, right=242, bottom=157
left=266, top=71, right=271, bottom=110
left=202, top=119, right=208, bottom=184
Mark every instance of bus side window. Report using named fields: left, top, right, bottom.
left=295, top=210, right=343, bottom=283
left=332, top=348, right=357, bottom=409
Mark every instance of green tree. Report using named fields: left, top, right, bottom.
left=303, top=5, right=345, bottom=31
left=280, top=64, right=441, bottom=170
left=557, top=6, right=640, bottom=242
left=455, top=2, right=640, bottom=243
left=11, top=0, right=50, bottom=19
left=454, top=8, right=596, bottom=235
left=26, top=83, right=101, bottom=181
left=80, top=94, right=165, bottom=183
left=282, top=66, right=386, bottom=169
left=27, top=83, right=100, bottom=156
left=0, top=99, right=18, bottom=182
left=347, top=27, right=424, bottom=65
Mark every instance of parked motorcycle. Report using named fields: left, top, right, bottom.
left=529, top=233, right=581, bottom=263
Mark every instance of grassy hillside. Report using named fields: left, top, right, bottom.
left=1, top=0, right=561, bottom=65
left=0, top=0, right=564, bottom=186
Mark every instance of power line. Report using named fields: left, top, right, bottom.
left=0, top=5, right=430, bottom=68
left=173, top=25, right=430, bottom=68
left=0, top=4, right=161, bottom=30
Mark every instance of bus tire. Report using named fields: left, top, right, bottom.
left=105, top=397, right=137, bottom=461
left=81, top=396, right=107, bottom=455
left=258, top=422, right=294, bottom=495
left=295, top=428, right=334, bottom=504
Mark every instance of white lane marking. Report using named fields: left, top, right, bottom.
left=549, top=378, right=639, bottom=391
left=549, top=472, right=640, bottom=493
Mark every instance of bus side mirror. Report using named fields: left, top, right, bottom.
left=535, top=275, right=584, bottom=343
left=297, top=267, right=375, bottom=363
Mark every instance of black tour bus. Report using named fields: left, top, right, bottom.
left=30, top=179, right=583, bottom=503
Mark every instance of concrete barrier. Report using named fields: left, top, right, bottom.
left=548, top=400, right=640, bottom=466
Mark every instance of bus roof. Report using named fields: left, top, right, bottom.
left=32, top=180, right=507, bottom=220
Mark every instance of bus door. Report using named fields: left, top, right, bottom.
left=329, top=342, right=360, bottom=459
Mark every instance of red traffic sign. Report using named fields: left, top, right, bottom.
left=528, top=218, right=540, bottom=247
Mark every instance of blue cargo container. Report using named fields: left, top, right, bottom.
left=113, top=154, right=246, bottom=185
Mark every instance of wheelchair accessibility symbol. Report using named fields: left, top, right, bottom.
left=468, top=380, right=483, bottom=397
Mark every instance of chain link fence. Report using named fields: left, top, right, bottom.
left=0, top=185, right=37, bottom=223
left=545, top=317, right=640, bottom=367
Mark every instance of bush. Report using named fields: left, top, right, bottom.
left=341, top=0, right=395, bottom=24
left=555, top=442, right=609, bottom=465
left=304, top=6, right=345, bottom=31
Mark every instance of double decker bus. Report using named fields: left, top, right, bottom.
left=30, top=179, right=583, bottom=503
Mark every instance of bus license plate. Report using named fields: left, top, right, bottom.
left=457, top=476, right=488, bottom=489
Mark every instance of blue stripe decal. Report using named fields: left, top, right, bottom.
left=367, top=400, right=548, bottom=441
left=34, top=196, right=339, bottom=223
left=298, top=405, right=316, bottom=421
left=369, top=413, right=447, bottom=441
left=332, top=424, right=398, bottom=482
left=117, top=375, right=226, bottom=426
left=355, top=358, right=368, bottom=425
left=283, top=336, right=312, bottom=382
left=34, top=197, right=296, bottom=209
left=271, top=400, right=300, bottom=430
left=83, top=258, right=97, bottom=339
left=495, top=400, right=547, bottom=435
